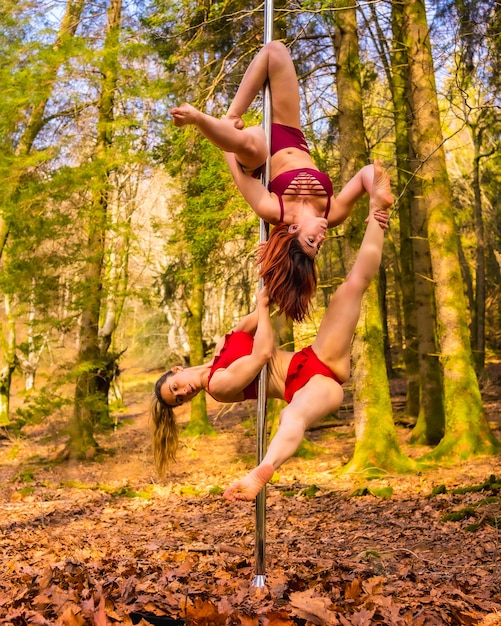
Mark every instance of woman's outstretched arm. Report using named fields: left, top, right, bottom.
left=327, top=161, right=393, bottom=228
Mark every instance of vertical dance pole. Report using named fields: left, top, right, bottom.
left=252, top=0, right=274, bottom=590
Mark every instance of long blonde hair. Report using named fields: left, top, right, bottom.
left=151, top=371, right=179, bottom=475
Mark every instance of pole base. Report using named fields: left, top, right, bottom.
left=252, top=574, right=266, bottom=588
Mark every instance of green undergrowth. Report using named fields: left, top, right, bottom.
left=350, top=485, right=394, bottom=499
left=59, top=479, right=154, bottom=499
left=282, top=484, right=321, bottom=498
left=429, top=475, right=501, bottom=531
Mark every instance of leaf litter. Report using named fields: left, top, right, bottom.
left=0, top=364, right=500, bottom=625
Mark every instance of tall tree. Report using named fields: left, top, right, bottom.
left=0, top=0, right=85, bottom=426
left=402, top=0, right=498, bottom=460
left=447, top=0, right=501, bottom=374
left=70, top=0, right=123, bottom=457
left=329, top=3, right=414, bottom=476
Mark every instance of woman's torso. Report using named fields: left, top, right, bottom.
left=269, top=149, right=333, bottom=223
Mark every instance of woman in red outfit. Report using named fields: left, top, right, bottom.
left=152, top=169, right=391, bottom=502
left=171, top=41, right=391, bottom=322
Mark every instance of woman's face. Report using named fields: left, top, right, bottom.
left=160, top=367, right=200, bottom=406
left=289, top=217, right=327, bottom=258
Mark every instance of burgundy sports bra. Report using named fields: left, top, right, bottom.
left=269, top=168, right=334, bottom=222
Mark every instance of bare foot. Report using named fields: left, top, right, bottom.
left=368, top=161, right=393, bottom=229
left=223, top=463, right=275, bottom=502
left=170, top=102, right=199, bottom=127
left=370, top=160, right=394, bottom=213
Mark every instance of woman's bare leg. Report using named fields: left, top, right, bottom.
left=312, top=208, right=386, bottom=372
left=224, top=378, right=343, bottom=502
left=223, top=463, right=275, bottom=502
left=171, top=42, right=302, bottom=169
left=171, top=102, right=268, bottom=170
left=226, top=41, right=302, bottom=129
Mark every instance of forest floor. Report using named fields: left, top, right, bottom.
left=0, top=363, right=500, bottom=626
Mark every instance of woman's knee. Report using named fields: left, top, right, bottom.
left=264, top=40, right=288, bottom=57
left=240, top=127, right=268, bottom=163
left=266, top=41, right=293, bottom=73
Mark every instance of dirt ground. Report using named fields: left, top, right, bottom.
left=0, top=363, right=500, bottom=625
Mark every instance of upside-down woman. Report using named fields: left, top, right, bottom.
left=171, top=41, right=391, bottom=322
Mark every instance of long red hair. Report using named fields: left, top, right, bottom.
left=258, top=222, right=316, bottom=322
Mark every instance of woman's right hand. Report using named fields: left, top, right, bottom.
left=222, top=112, right=245, bottom=130
left=256, top=286, right=270, bottom=309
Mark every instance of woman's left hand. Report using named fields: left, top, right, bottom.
left=369, top=209, right=390, bottom=229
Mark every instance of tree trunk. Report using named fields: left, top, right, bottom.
left=403, top=0, right=498, bottom=459
left=471, top=127, right=486, bottom=374
left=390, top=1, right=420, bottom=418
left=70, top=0, right=123, bottom=457
left=0, top=294, right=17, bottom=426
left=332, top=3, right=414, bottom=476
left=183, top=265, right=215, bottom=437
left=390, top=0, right=445, bottom=445
left=406, top=169, right=446, bottom=445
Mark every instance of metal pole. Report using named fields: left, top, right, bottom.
left=252, top=0, right=274, bottom=590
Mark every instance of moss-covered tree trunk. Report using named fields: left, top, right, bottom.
left=403, top=0, right=498, bottom=459
left=71, top=0, right=122, bottom=458
left=390, top=1, right=420, bottom=418
left=471, top=125, right=487, bottom=374
left=390, top=0, right=445, bottom=445
left=184, top=265, right=214, bottom=437
left=0, top=294, right=17, bottom=426
left=332, top=2, right=414, bottom=477
left=406, top=166, right=446, bottom=445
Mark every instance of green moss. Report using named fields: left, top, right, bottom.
left=370, top=486, right=394, bottom=499
left=12, top=469, right=35, bottom=483
left=441, top=508, right=476, bottom=522
left=59, top=479, right=89, bottom=489
left=430, top=484, right=447, bottom=496
left=451, top=475, right=500, bottom=494
left=6, top=445, right=19, bottom=461
left=300, top=484, right=320, bottom=498
left=294, top=438, right=326, bottom=460
left=182, top=422, right=217, bottom=437
left=429, top=475, right=500, bottom=498
left=179, top=484, right=203, bottom=496
left=440, top=493, right=501, bottom=531
left=350, top=485, right=393, bottom=499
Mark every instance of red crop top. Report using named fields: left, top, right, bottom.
left=207, top=332, right=258, bottom=400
